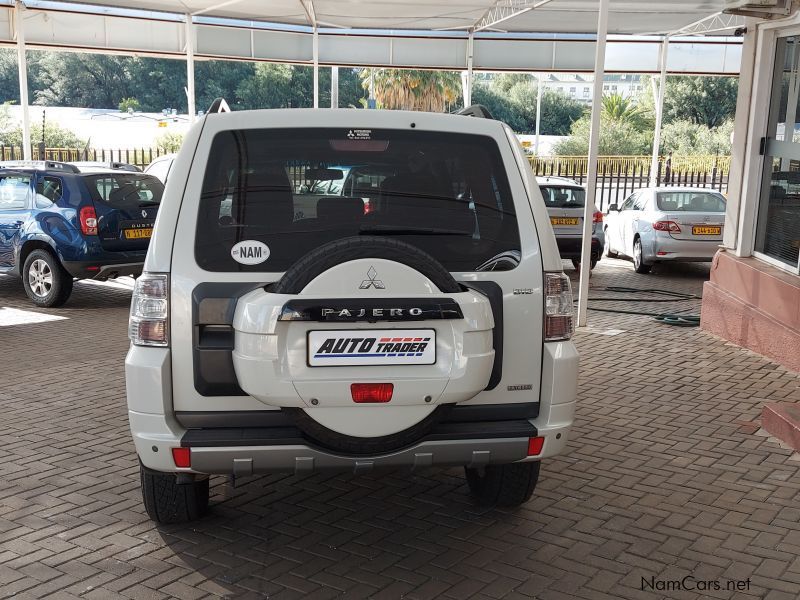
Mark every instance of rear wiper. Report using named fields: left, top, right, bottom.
left=359, top=226, right=471, bottom=236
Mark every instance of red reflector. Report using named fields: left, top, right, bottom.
left=527, top=437, right=545, bottom=456
left=86, top=266, right=100, bottom=271
left=351, top=383, right=393, bottom=403
left=171, top=447, right=191, bottom=468
left=656, top=251, right=670, bottom=256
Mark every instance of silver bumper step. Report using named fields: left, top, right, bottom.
left=189, top=438, right=531, bottom=475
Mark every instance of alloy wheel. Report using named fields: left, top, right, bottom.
left=28, top=259, right=53, bottom=298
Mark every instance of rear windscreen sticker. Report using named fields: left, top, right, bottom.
left=346, top=129, right=372, bottom=140
left=231, top=240, right=270, bottom=265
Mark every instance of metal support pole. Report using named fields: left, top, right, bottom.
left=312, top=27, right=319, bottom=108
left=650, top=36, right=670, bottom=186
left=577, top=0, right=609, bottom=328
left=535, top=74, right=543, bottom=155
left=185, top=14, right=196, bottom=122
left=14, top=1, right=31, bottom=160
left=330, top=65, right=339, bottom=108
left=464, top=32, right=474, bottom=107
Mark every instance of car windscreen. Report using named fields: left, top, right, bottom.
left=83, top=174, right=164, bottom=208
left=540, top=186, right=586, bottom=209
left=195, top=128, right=521, bottom=273
left=656, top=191, right=726, bottom=212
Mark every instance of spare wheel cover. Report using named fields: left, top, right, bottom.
left=276, top=236, right=461, bottom=454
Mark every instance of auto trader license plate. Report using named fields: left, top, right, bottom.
left=551, top=217, right=579, bottom=226
left=692, top=226, right=721, bottom=235
left=124, top=228, right=153, bottom=239
left=308, top=329, right=436, bottom=367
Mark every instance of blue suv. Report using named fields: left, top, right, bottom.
left=0, top=161, right=164, bottom=307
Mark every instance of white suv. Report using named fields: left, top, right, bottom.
left=125, top=106, right=578, bottom=523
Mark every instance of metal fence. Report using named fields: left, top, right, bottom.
left=0, top=145, right=172, bottom=170
left=0, top=145, right=731, bottom=212
left=529, top=154, right=730, bottom=212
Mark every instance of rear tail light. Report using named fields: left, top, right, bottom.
left=171, top=447, right=191, bottom=468
left=79, top=206, right=98, bottom=235
left=351, top=383, right=394, bottom=403
left=592, top=210, right=603, bottom=224
left=653, top=220, right=681, bottom=232
left=544, top=272, right=575, bottom=342
left=129, top=273, right=169, bottom=347
left=363, top=199, right=373, bottom=215
left=527, top=437, right=545, bottom=456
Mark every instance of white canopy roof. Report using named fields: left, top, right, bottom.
left=46, top=0, right=731, bottom=36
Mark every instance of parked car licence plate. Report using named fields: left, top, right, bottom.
left=308, top=329, right=436, bottom=367
left=692, top=226, right=721, bottom=235
left=551, top=217, right=579, bottom=226
left=124, top=228, right=153, bottom=239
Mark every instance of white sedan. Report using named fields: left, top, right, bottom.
left=604, top=187, right=726, bottom=274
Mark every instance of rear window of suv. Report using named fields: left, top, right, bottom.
left=540, top=186, right=585, bottom=209
left=195, top=128, right=521, bottom=272
left=83, top=173, right=164, bottom=208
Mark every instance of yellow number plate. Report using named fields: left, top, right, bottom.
left=692, top=226, right=721, bottom=235
left=124, top=228, right=153, bottom=239
left=551, top=217, right=580, bottom=226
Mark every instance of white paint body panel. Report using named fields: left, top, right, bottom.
left=127, top=108, right=579, bottom=472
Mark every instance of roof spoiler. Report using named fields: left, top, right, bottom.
left=456, top=104, right=495, bottom=120
left=207, top=98, right=231, bottom=114
left=0, top=160, right=80, bottom=173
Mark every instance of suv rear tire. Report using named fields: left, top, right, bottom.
left=140, top=463, right=209, bottom=524
left=22, top=249, right=73, bottom=308
left=465, top=461, right=540, bottom=507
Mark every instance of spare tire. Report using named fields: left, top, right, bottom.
left=272, top=236, right=461, bottom=294
left=274, top=236, right=462, bottom=454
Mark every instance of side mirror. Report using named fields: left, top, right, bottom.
left=607, top=204, right=619, bottom=212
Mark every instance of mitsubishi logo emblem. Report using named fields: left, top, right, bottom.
left=359, top=266, right=385, bottom=290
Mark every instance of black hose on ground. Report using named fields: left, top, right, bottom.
left=578, top=286, right=702, bottom=327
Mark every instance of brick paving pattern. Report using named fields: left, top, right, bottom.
left=1, top=258, right=799, bottom=600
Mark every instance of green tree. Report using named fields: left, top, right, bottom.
left=118, top=97, right=141, bottom=112
left=554, top=115, right=652, bottom=156
left=0, top=119, right=85, bottom=148
left=601, top=93, right=651, bottom=130
left=154, top=131, right=184, bottom=153
left=639, top=75, right=738, bottom=128
left=360, top=68, right=461, bottom=112
left=660, top=119, right=733, bottom=155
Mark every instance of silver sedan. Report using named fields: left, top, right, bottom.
left=604, top=187, right=726, bottom=274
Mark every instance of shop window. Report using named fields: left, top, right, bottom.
left=757, top=35, right=800, bottom=271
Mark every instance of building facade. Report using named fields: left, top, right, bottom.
left=701, top=15, right=800, bottom=372
left=539, top=73, right=645, bottom=103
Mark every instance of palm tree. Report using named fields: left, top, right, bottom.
left=360, top=68, right=461, bottom=112
left=600, top=93, right=651, bottom=130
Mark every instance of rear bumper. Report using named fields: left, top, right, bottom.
left=129, top=409, right=571, bottom=474
left=126, top=342, right=578, bottom=474
left=555, top=236, right=603, bottom=261
left=63, top=260, right=143, bottom=280
left=646, top=236, right=721, bottom=262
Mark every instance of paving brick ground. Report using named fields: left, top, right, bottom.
left=1, top=258, right=799, bottom=600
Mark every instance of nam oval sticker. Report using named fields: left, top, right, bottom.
left=231, top=240, right=270, bottom=265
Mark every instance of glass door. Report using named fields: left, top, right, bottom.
left=757, top=35, right=800, bottom=273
